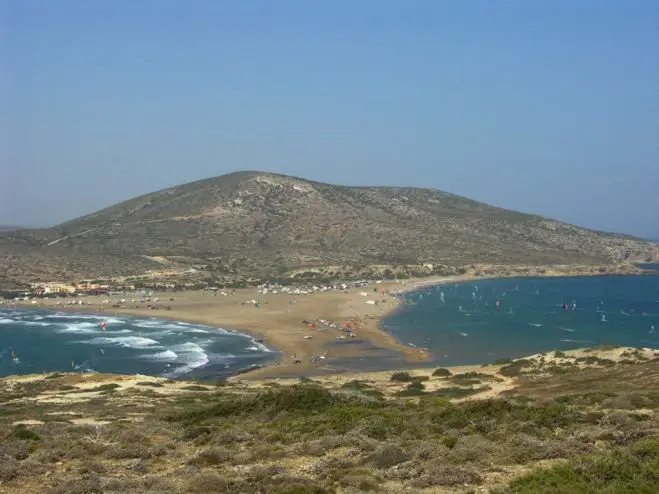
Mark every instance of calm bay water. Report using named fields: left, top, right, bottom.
left=0, top=310, right=278, bottom=379
left=385, top=275, right=659, bottom=366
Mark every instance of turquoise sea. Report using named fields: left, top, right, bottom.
left=384, top=275, right=659, bottom=366
left=0, top=310, right=278, bottom=379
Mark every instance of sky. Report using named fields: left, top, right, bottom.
left=1, top=1, right=658, bottom=237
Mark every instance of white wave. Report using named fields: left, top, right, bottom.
left=165, top=342, right=210, bottom=377
left=246, top=340, right=271, bottom=352
left=133, top=321, right=166, bottom=329
left=186, top=328, right=209, bottom=334
left=560, top=339, right=597, bottom=344
left=86, top=336, right=161, bottom=349
left=64, top=322, right=96, bottom=329
left=103, top=318, right=125, bottom=324
left=171, top=342, right=207, bottom=353
left=459, top=332, right=469, bottom=337
left=0, top=318, right=14, bottom=324
left=48, top=314, right=102, bottom=320
left=21, top=321, right=51, bottom=327
left=142, top=350, right=179, bottom=361
left=56, top=322, right=106, bottom=334
left=161, top=323, right=190, bottom=331
left=46, top=314, right=125, bottom=324
left=560, top=327, right=577, bottom=332
left=528, top=323, right=543, bottom=327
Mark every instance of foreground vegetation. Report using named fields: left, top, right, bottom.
left=1, top=348, right=658, bottom=493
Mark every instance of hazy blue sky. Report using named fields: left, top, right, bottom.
left=1, top=1, right=658, bottom=237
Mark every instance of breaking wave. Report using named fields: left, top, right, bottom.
left=246, top=340, right=271, bottom=352
left=143, top=350, right=179, bottom=361
left=0, top=309, right=276, bottom=379
left=87, top=336, right=161, bottom=349
left=165, top=342, right=210, bottom=377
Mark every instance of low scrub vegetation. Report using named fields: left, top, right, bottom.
left=494, top=438, right=659, bottom=493
left=0, top=357, right=657, bottom=493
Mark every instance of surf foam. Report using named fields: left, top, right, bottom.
left=142, top=350, right=179, bottom=361
left=87, top=336, right=161, bottom=349
left=166, top=342, right=210, bottom=377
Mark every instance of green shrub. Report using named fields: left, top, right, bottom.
left=391, top=372, right=412, bottom=382
left=189, top=446, right=233, bottom=465
left=166, top=385, right=340, bottom=424
left=495, top=438, right=659, bottom=493
left=136, top=381, right=164, bottom=388
left=181, top=385, right=210, bottom=391
left=341, top=380, right=371, bottom=390
left=365, top=444, right=411, bottom=468
left=410, top=463, right=482, bottom=487
left=7, top=426, right=41, bottom=442
left=431, top=387, right=486, bottom=399
left=407, top=381, right=425, bottom=391
left=432, top=368, right=452, bottom=377
left=499, top=360, right=534, bottom=377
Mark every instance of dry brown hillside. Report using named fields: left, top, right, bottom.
left=1, top=171, right=657, bottom=286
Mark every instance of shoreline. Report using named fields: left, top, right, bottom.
left=6, top=263, right=653, bottom=380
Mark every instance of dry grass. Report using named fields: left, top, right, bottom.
left=0, top=349, right=657, bottom=493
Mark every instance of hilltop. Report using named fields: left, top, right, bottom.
left=1, top=346, right=657, bottom=493
left=1, top=171, right=658, bottom=287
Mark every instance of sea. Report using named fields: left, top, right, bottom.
left=0, top=310, right=278, bottom=380
left=2, top=273, right=658, bottom=379
left=384, top=274, right=659, bottom=366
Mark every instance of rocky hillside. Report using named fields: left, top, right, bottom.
left=1, top=171, right=658, bottom=284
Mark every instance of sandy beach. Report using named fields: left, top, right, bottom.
left=20, top=277, right=439, bottom=380
left=10, top=263, right=647, bottom=380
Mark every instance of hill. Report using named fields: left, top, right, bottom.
left=0, top=346, right=657, bottom=493
left=1, top=171, right=658, bottom=286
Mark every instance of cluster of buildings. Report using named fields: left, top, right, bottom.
left=30, top=281, right=113, bottom=297
left=25, top=277, right=379, bottom=299
left=255, top=279, right=371, bottom=296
